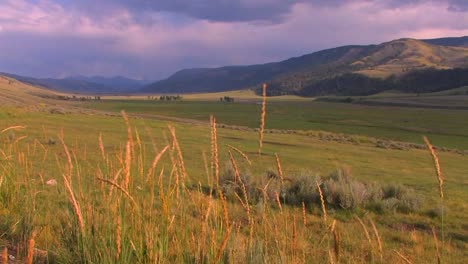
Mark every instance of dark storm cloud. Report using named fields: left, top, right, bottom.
left=65, top=0, right=468, bottom=22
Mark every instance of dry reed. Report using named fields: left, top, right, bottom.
left=121, top=110, right=133, bottom=190
left=210, top=116, right=219, bottom=186
left=168, top=125, right=187, bottom=186
left=26, top=230, right=37, bottom=264
left=1, top=125, right=26, bottom=133
left=423, top=136, right=444, bottom=198
left=316, top=180, right=327, bottom=222
left=98, top=132, right=105, bottom=160
left=145, top=145, right=169, bottom=181
left=275, top=153, right=284, bottom=186
left=58, top=130, right=73, bottom=177
left=394, top=250, right=413, bottom=264
left=329, top=219, right=341, bottom=261
left=1, top=247, right=7, bottom=264
left=116, top=215, right=121, bottom=260
left=432, top=226, right=441, bottom=264
left=301, top=201, right=307, bottom=226
left=275, top=191, right=283, bottom=214
left=216, top=226, right=232, bottom=262
left=63, top=174, right=84, bottom=234
left=258, top=83, right=267, bottom=155
left=97, top=177, right=138, bottom=208
left=226, top=144, right=251, bottom=165
left=369, top=218, right=383, bottom=261
left=219, top=190, right=230, bottom=228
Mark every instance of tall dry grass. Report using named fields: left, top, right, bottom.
left=258, top=83, right=267, bottom=155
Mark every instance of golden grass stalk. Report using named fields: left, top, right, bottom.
left=432, top=226, right=441, bottom=264
left=228, top=150, right=241, bottom=182
left=258, top=83, right=267, bottom=155
left=218, top=190, right=230, bottom=228
left=316, top=180, right=327, bottom=222
left=97, top=177, right=138, bottom=208
left=1, top=247, right=7, bottom=264
left=369, top=218, right=383, bottom=261
left=121, top=110, right=133, bottom=190
left=394, top=250, right=413, bottom=264
left=216, top=226, right=232, bottom=262
left=58, top=130, right=73, bottom=177
left=423, top=136, right=444, bottom=198
left=63, top=174, right=84, bottom=234
left=116, top=215, right=121, bottom=260
left=1, top=125, right=26, bottom=133
left=328, top=249, right=336, bottom=264
left=228, top=151, right=250, bottom=218
left=210, top=116, right=219, bottom=186
left=145, top=145, right=169, bottom=181
left=292, top=216, right=297, bottom=251
left=275, top=153, right=285, bottom=186
left=98, top=132, right=105, bottom=161
left=274, top=191, right=283, bottom=214
left=168, top=125, right=187, bottom=185
left=355, top=215, right=373, bottom=260
left=226, top=144, right=251, bottom=165
left=301, top=201, right=307, bottom=226
left=332, top=221, right=341, bottom=261
left=26, top=230, right=37, bottom=264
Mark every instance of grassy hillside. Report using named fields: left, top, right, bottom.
left=143, top=37, right=468, bottom=96
left=0, top=73, right=148, bottom=94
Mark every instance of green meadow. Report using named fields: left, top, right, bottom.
left=1, top=99, right=467, bottom=263
left=83, top=99, right=468, bottom=150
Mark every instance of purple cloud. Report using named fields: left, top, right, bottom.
left=0, top=0, right=467, bottom=79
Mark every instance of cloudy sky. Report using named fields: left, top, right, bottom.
left=0, top=0, right=467, bottom=80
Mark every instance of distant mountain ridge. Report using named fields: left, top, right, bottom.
left=143, top=36, right=468, bottom=96
left=0, top=73, right=151, bottom=94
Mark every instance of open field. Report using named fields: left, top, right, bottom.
left=1, top=103, right=467, bottom=263
left=0, top=78, right=467, bottom=263
left=82, top=99, right=468, bottom=150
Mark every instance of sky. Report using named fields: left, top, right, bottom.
left=0, top=0, right=467, bottom=80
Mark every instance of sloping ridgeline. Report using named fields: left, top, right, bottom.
left=291, top=67, right=468, bottom=96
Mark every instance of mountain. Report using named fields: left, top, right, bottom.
left=0, top=73, right=150, bottom=94
left=421, top=36, right=468, bottom=47
left=143, top=36, right=468, bottom=96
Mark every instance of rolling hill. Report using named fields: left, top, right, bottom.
left=0, top=73, right=150, bottom=94
left=143, top=36, right=468, bottom=96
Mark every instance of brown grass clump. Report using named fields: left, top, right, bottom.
left=258, top=83, right=267, bottom=155
left=423, top=136, right=444, bottom=198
